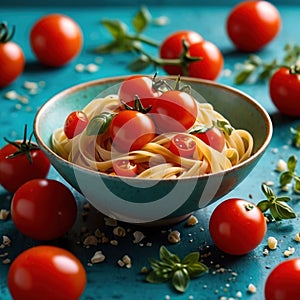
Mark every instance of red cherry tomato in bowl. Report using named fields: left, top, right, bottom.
left=269, top=67, right=300, bottom=117
left=151, top=90, right=197, bottom=133
left=159, top=30, right=203, bottom=76
left=169, top=133, right=196, bottom=158
left=113, top=159, right=138, bottom=177
left=11, top=179, right=77, bottom=240
left=109, top=110, right=155, bottom=152
left=226, top=1, right=281, bottom=52
left=8, top=245, right=86, bottom=300
left=64, top=110, right=88, bottom=139
left=0, top=22, right=25, bottom=88
left=30, top=14, right=83, bottom=67
left=265, top=258, right=300, bottom=300
left=192, top=127, right=225, bottom=152
left=0, top=128, right=50, bottom=193
left=209, top=198, right=267, bottom=255
left=118, top=75, right=159, bottom=109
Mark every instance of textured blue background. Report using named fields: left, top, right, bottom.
left=0, top=2, right=300, bottom=300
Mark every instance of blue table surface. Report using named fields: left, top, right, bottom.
left=1, top=3, right=300, bottom=300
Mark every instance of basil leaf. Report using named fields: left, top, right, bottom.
left=101, top=19, right=128, bottom=39
left=172, top=269, right=190, bottom=293
left=280, top=171, right=293, bottom=186
left=182, top=252, right=199, bottom=265
left=257, top=200, right=271, bottom=213
left=132, top=6, right=151, bottom=34
left=262, top=183, right=275, bottom=200
left=186, top=262, right=208, bottom=278
left=160, top=246, right=180, bottom=264
left=86, top=112, right=115, bottom=136
left=275, top=202, right=296, bottom=220
left=287, top=155, right=297, bottom=172
left=294, top=179, right=300, bottom=193
left=146, top=270, right=171, bottom=283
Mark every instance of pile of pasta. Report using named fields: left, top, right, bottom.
left=52, top=94, right=253, bottom=179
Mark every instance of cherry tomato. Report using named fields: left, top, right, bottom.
left=64, top=110, right=88, bottom=139
left=113, top=159, right=138, bottom=177
left=0, top=22, right=25, bottom=88
left=269, top=67, right=300, bottom=116
left=265, top=258, right=300, bottom=300
left=159, top=30, right=203, bottom=75
left=187, top=40, right=224, bottom=80
left=30, top=14, right=83, bottom=67
left=226, top=1, right=281, bottom=52
left=11, top=179, right=77, bottom=240
left=8, top=245, right=86, bottom=300
left=209, top=198, right=267, bottom=255
left=118, top=76, right=159, bottom=109
left=192, top=127, right=225, bottom=152
left=169, top=133, right=196, bottom=158
left=0, top=129, right=51, bottom=193
left=109, top=110, right=155, bottom=152
left=151, top=90, right=197, bottom=133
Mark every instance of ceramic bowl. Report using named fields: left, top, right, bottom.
left=34, top=76, right=272, bottom=225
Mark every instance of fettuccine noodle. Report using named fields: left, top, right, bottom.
left=52, top=94, right=253, bottom=179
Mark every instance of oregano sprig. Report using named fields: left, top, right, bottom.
left=257, top=183, right=296, bottom=221
left=279, top=155, right=300, bottom=193
left=234, top=43, right=300, bottom=84
left=93, top=7, right=202, bottom=75
left=146, top=246, right=208, bottom=293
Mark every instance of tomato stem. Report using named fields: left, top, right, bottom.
left=4, top=124, right=39, bottom=163
left=0, top=22, right=15, bottom=43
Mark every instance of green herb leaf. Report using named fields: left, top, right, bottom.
left=101, top=19, right=128, bottom=39
left=172, top=269, right=190, bottom=293
left=132, top=6, right=151, bottom=34
left=287, top=155, right=297, bottom=173
left=294, top=179, right=300, bottom=193
left=259, top=183, right=296, bottom=221
left=256, top=200, right=271, bottom=212
left=146, top=246, right=208, bottom=293
left=146, top=269, right=172, bottom=283
left=160, top=246, right=180, bottom=265
left=280, top=171, right=293, bottom=186
left=186, top=262, right=208, bottom=278
left=182, top=252, right=200, bottom=265
left=86, top=112, right=115, bottom=136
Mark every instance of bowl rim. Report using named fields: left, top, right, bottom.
left=34, top=75, right=273, bottom=182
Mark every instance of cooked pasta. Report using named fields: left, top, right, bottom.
left=52, top=94, right=253, bottom=179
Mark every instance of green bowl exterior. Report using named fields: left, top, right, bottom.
left=34, top=76, right=272, bottom=224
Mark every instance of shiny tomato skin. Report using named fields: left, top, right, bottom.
left=193, top=127, right=225, bottom=152
left=159, top=30, right=203, bottom=75
left=265, top=258, right=300, bottom=300
left=11, top=179, right=77, bottom=240
left=151, top=90, right=197, bottom=133
left=269, top=67, right=300, bottom=116
left=118, top=76, right=159, bottom=109
left=64, top=110, right=88, bottom=139
left=169, top=133, right=196, bottom=158
left=8, top=245, right=86, bottom=300
left=188, top=40, right=224, bottom=80
left=226, top=1, right=281, bottom=52
left=110, top=110, right=155, bottom=152
left=30, top=14, right=83, bottom=67
left=0, top=142, right=50, bottom=193
left=0, top=41, right=25, bottom=88
left=209, top=198, right=267, bottom=255
left=113, top=160, right=138, bottom=177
